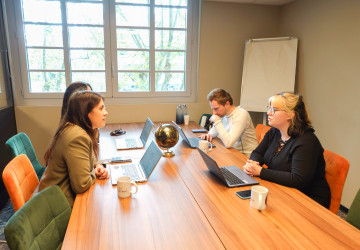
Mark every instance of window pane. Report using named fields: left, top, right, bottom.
left=22, top=0, right=61, bottom=23
left=70, top=50, right=105, bottom=70
left=155, top=7, right=186, bottom=28
left=155, top=72, right=184, bottom=91
left=155, top=51, right=184, bottom=70
left=155, top=30, right=185, bottom=50
left=25, top=24, right=63, bottom=47
left=118, top=72, right=149, bottom=92
left=71, top=72, right=106, bottom=92
left=155, top=0, right=187, bottom=6
left=27, top=49, right=64, bottom=70
left=118, top=51, right=149, bottom=70
left=116, top=5, right=149, bottom=27
left=116, top=0, right=149, bottom=3
left=117, top=28, right=149, bottom=49
left=29, top=71, right=66, bottom=92
left=69, top=27, right=104, bottom=48
left=67, top=3, right=103, bottom=25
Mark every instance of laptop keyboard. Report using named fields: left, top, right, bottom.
left=125, top=138, right=138, bottom=148
left=121, top=164, right=139, bottom=179
left=220, top=168, right=244, bottom=185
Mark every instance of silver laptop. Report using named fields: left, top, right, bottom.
left=116, top=118, right=153, bottom=149
left=172, top=121, right=216, bottom=149
left=110, top=141, right=163, bottom=184
left=197, top=148, right=259, bottom=187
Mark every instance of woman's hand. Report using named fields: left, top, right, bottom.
left=243, top=160, right=262, bottom=177
left=95, top=164, right=110, bottom=179
left=200, top=134, right=213, bottom=142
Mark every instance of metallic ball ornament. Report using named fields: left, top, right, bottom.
left=155, top=124, right=179, bottom=157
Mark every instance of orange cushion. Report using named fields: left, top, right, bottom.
left=2, top=154, right=39, bottom=211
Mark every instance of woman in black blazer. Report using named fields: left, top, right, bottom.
left=244, top=92, right=330, bottom=208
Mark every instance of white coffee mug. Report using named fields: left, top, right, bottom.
left=184, top=115, right=190, bottom=125
left=250, top=185, right=268, bottom=210
left=198, top=139, right=212, bottom=153
left=117, top=176, right=138, bottom=198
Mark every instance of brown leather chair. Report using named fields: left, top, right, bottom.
left=324, top=149, right=350, bottom=214
left=255, top=124, right=271, bottom=143
left=2, top=154, right=39, bottom=211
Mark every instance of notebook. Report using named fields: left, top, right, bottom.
left=197, top=148, right=259, bottom=187
left=110, top=141, right=163, bottom=184
left=116, top=118, right=153, bottom=149
left=171, top=121, right=216, bottom=149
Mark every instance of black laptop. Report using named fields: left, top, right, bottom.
left=197, top=148, right=259, bottom=187
left=172, top=121, right=216, bottom=149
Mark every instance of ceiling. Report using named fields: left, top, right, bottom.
left=203, top=0, right=295, bottom=6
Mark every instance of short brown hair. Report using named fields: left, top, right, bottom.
left=207, top=88, right=233, bottom=106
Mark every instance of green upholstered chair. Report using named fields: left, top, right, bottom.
left=5, top=132, right=45, bottom=180
left=346, top=188, right=360, bottom=230
left=199, top=114, right=212, bottom=130
left=4, top=185, right=72, bottom=250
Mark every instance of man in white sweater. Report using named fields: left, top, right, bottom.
left=201, top=88, right=258, bottom=157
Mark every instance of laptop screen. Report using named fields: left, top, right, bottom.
left=140, top=118, right=154, bottom=144
left=171, top=121, right=190, bottom=144
left=139, top=141, right=163, bottom=178
left=197, top=148, right=228, bottom=183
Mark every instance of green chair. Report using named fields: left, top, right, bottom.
left=199, top=114, right=212, bottom=130
left=4, top=185, right=72, bottom=250
left=5, top=132, right=45, bottom=180
left=346, top=188, right=360, bottom=230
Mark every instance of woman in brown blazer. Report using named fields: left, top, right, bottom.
left=39, top=91, right=109, bottom=206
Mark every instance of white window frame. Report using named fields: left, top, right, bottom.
left=12, top=0, right=200, bottom=104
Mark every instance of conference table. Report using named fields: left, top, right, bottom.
left=62, top=121, right=360, bottom=249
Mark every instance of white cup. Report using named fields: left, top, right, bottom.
left=184, top=114, right=190, bottom=125
left=198, top=139, right=212, bottom=153
left=117, top=176, right=138, bottom=198
left=250, top=185, right=268, bottom=210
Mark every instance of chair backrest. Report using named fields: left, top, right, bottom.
left=324, top=149, right=350, bottom=214
left=4, top=185, right=72, bottom=250
left=346, top=188, right=360, bottom=230
left=2, top=154, right=39, bottom=211
left=5, top=132, right=45, bottom=180
left=255, top=124, right=271, bottom=143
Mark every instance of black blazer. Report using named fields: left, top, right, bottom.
left=250, top=127, right=331, bottom=208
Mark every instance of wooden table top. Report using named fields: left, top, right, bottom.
left=62, top=121, right=360, bottom=249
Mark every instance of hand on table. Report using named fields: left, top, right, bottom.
left=243, top=160, right=262, bottom=177
left=95, top=164, right=110, bottom=179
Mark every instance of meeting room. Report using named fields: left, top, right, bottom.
left=1, top=0, right=360, bottom=249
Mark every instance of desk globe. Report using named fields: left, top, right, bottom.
left=155, top=124, right=179, bottom=157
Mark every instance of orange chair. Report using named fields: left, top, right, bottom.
left=255, top=124, right=271, bottom=143
left=324, top=149, right=350, bottom=214
left=2, top=154, right=39, bottom=211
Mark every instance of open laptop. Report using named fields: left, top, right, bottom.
left=116, top=118, right=153, bottom=149
left=197, top=148, right=259, bottom=187
left=110, top=141, right=163, bottom=184
left=172, top=121, right=216, bottom=149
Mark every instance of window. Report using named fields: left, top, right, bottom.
left=15, top=0, right=199, bottom=103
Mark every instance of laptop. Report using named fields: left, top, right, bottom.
left=110, top=141, right=163, bottom=184
left=197, top=148, right=259, bottom=187
left=171, top=121, right=216, bottom=149
left=116, top=118, right=153, bottom=149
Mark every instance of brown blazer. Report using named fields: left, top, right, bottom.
left=39, top=124, right=96, bottom=207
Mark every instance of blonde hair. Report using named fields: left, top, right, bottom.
left=269, top=92, right=312, bottom=137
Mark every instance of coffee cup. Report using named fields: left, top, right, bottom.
left=184, top=115, right=190, bottom=125
left=250, top=185, right=268, bottom=210
left=198, top=139, right=212, bottom=153
left=117, top=176, right=138, bottom=198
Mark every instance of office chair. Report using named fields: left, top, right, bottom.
left=4, top=185, right=72, bottom=250
left=255, top=124, right=271, bottom=143
left=2, top=154, right=39, bottom=212
left=346, top=188, right=360, bottom=230
left=324, top=149, right=350, bottom=214
left=199, top=114, right=212, bottom=130
left=6, top=132, right=45, bottom=180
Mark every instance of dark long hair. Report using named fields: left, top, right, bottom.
left=61, top=81, right=92, bottom=118
left=46, top=91, right=102, bottom=165
left=269, top=92, right=313, bottom=137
